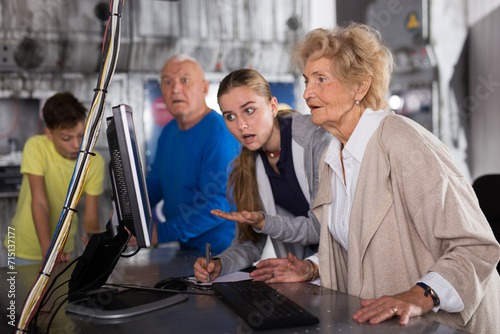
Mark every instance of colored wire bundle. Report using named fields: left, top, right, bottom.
left=15, top=0, right=125, bottom=332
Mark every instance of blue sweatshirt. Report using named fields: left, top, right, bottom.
left=146, top=111, right=241, bottom=254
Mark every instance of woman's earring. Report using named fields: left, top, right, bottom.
left=355, top=100, right=360, bottom=105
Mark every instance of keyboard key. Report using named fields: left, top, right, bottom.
left=212, top=280, right=319, bottom=330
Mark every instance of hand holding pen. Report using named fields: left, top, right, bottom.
left=193, top=248, right=223, bottom=282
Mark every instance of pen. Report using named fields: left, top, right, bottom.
left=205, top=243, right=212, bottom=282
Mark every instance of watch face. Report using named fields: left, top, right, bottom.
left=429, top=289, right=440, bottom=306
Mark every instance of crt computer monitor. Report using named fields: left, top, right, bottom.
left=67, top=104, right=152, bottom=300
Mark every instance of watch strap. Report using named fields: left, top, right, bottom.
left=416, top=282, right=440, bottom=307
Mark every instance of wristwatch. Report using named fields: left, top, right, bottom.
left=416, top=282, right=440, bottom=307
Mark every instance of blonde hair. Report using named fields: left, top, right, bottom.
left=218, top=69, right=296, bottom=242
left=292, top=22, right=394, bottom=110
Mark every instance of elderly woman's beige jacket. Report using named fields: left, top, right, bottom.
left=312, top=115, right=500, bottom=333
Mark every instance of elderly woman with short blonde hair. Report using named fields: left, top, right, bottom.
left=251, top=22, right=500, bottom=334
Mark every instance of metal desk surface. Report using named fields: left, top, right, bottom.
left=1, top=245, right=467, bottom=333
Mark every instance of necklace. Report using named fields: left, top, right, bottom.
left=262, top=147, right=281, bottom=158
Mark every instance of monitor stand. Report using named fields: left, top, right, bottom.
left=66, top=288, right=187, bottom=320
left=66, top=202, right=188, bottom=319
left=67, top=213, right=129, bottom=302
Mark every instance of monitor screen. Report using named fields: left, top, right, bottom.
left=68, top=104, right=152, bottom=299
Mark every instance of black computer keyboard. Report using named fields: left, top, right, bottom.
left=212, top=280, right=319, bottom=330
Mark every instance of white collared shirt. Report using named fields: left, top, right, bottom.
left=324, top=108, right=390, bottom=250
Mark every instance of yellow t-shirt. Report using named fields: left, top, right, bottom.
left=5, top=135, right=105, bottom=260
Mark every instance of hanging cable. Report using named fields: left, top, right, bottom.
left=15, top=1, right=125, bottom=332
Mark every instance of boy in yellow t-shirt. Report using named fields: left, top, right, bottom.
left=4, top=92, right=105, bottom=265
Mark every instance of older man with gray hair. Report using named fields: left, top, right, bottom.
left=146, top=55, right=241, bottom=254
